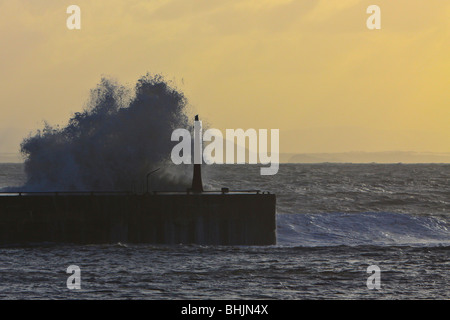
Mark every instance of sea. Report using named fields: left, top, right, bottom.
left=0, top=162, right=449, bottom=300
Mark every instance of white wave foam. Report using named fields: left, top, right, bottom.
left=276, top=212, right=450, bottom=247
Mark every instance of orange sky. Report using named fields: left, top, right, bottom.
left=0, top=0, right=449, bottom=156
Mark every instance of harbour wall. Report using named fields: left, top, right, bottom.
left=0, top=193, right=276, bottom=246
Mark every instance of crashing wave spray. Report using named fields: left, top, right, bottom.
left=18, top=73, right=193, bottom=191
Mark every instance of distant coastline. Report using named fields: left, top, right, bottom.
left=279, top=151, right=450, bottom=164
left=0, top=153, right=22, bottom=163
left=2, top=151, right=450, bottom=164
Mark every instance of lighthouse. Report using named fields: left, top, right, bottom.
left=191, top=115, right=203, bottom=192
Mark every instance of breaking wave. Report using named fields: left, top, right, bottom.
left=16, top=74, right=193, bottom=191
left=277, top=212, right=450, bottom=247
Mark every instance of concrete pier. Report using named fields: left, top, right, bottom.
left=0, top=192, right=276, bottom=246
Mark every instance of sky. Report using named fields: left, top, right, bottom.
left=0, top=0, right=449, bottom=157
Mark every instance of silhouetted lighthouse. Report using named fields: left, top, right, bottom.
left=191, top=115, right=203, bottom=192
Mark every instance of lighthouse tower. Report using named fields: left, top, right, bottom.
left=191, top=115, right=203, bottom=192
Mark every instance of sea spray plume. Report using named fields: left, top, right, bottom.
left=19, top=74, right=192, bottom=191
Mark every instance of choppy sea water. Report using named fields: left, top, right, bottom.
left=0, top=163, right=449, bottom=299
